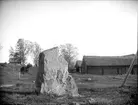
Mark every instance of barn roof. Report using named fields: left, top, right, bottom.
left=83, top=55, right=137, bottom=66
left=9, top=58, right=21, bottom=63
left=75, top=60, right=82, bottom=67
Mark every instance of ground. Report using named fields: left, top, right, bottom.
left=0, top=65, right=137, bottom=105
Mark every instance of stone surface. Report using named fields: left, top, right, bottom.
left=88, top=98, right=96, bottom=104
left=35, top=47, right=79, bottom=96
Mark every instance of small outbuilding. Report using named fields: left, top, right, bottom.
left=81, top=55, right=137, bottom=75
left=9, top=58, right=21, bottom=64
left=75, top=60, right=82, bottom=73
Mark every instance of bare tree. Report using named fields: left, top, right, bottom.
left=16, top=39, right=34, bottom=65
left=31, top=42, right=42, bottom=66
left=9, top=46, right=16, bottom=63
left=59, top=43, right=78, bottom=71
left=9, top=46, right=15, bottom=58
left=9, top=39, right=33, bottom=65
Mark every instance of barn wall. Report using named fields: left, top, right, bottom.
left=82, top=58, right=137, bottom=75
left=120, top=66, right=137, bottom=75
left=87, top=66, right=119, bottom=75
left=87, top=66, right=102, bottom=75
left=103, top=67, right=118, bottom=75
left=87, top=66, right=130, bottom=75
left=131, top=66, right=137, bottom=75
left=119, top=67, right=127, bottom=75
left=133, top=67, right=137, bottom=74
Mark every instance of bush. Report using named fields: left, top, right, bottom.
left=0, top=62, right=7, bottom=68
left=26, top=63, right=33, bottom=68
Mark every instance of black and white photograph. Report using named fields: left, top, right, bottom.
left=0, top=0, right=137, bottom=105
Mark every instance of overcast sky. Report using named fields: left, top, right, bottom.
left=0, top=0, right=137, bottom=63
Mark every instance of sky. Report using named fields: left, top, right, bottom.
left=0, top=0, right=137, bottom=63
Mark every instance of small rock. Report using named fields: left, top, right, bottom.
left=88, top=98, right=96, bottom=104
left=88, top=78, right=92, bottom=81
left=32, top=81, right=35, bottom=83
left=72, top=102, right=86, bottom=105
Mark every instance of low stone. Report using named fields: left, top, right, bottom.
left=88, top=98, right=96, bottom=104
left=88, top=78, right=92, bottom=81
left=35, top=47, right=79, bottom=96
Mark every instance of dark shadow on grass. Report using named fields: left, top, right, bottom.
left=78, top=88, right=96, bottom=92
left=0, top=100, right=23, bottom=105
left=0, top=89, right=36, bottom=95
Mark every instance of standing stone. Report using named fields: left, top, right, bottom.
left=35, top=47, right=79, bottom=96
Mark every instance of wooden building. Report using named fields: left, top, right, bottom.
left=75, top=60, right=82, bottom=73
left=9, top=58, right=21, bottom=64
left=81, top=56, right=137, bottom=75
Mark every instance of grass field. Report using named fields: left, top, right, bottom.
left=0, top=65, right=137, bottom=105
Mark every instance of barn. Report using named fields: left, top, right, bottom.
left=75, top=60, right=82, bottom=73
left=9, top=58, right=21, bottom=64
left=81, top=56, right=137, bottom=75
